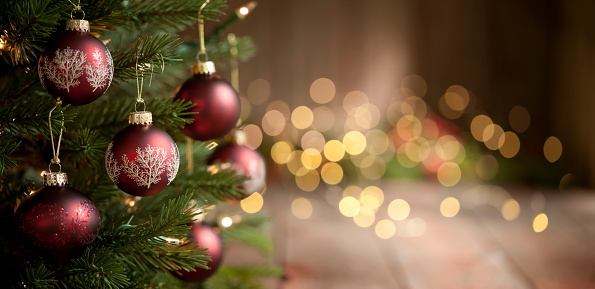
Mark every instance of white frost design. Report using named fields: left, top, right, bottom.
left=85, top=47, right=113, bottom=92
left=42, top=46, right=86, bottom=92
left=166, top=143, right=179, bottom=184
left=105, top=142, right=121, bottom=184
left=122, top=145, right=168, bottom=188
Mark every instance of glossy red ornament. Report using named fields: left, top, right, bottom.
left=176, top=222, right=223, bottom=282
left=174, top=62, right=240, bottom=141
left=15, top=172, right=101, bottom=264
left=106, top=111, right=179, bottom=197
left=39, top=19, right=113, bottom=106
left=208, top=143, right=266, bottom=196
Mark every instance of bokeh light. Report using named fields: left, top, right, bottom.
left=533, top=213, right=548, bottom=232
left=401, top=74, right=427, bottom=97
left=301, top=148, right=322, bottom=170
left=241, top=192, right=264, bottom=214
left=343, top=131, right=367, bottom=155
left=292, top=198, right=313, bottom=220
left=343, top=185, right=362, bottom=198
left=295, top=169, right=320, bottom=191
left=388, top=199, right=410, bottom=221
left=242, top=124, right=263, bottom=149
left=324, top=140, right=346, bottom=162
left=544, top=136, right=563, bottom=163
left=444, top=85, right=470, bottom=112
left=483, top=124, right=504, bottom=150
left=301, top=130, right=326, bottom=152
left=366, top=129, right=390, bottom=155
left=501, top=198, right=521, bottom=221
left=437, top=162, right=462, bottom=187
left=353, top=206, right=375, bottom=227
left=291, top=106, right=314, bottom=129
left=396, top=115, right=422, bottom=141
left=440, top=197, right=460, bottom=217
left=262, top=110, right=285, bottom=136
left=271, top=141, right=292, bottom=164
left=509, top=105, right=531, bottom=133
left=321, top=162, right=343, bottom=185
left=310, top=78, right=336, bottom=104
left=247, top=78, right=271, bottom=105
left=266, top=100, right=290, bottom=120
left=375, top=219, right=396, bottom=239
left=498, top=131, right=520, bottom=158
left=339, top=196, right=360, bottom=217
left=470, top=115, right=493, bottom=142
left=343, top=91, right=369, bottom=113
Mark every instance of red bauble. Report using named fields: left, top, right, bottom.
left=15, top=172, right=101, bottom=264
left=174, top=63, right=240, bottom=141
left=38, top=20, right=113, bottom=106
left=176, top=222, right=223, bottom=282
left=208, top=143, right=266, bottom=196
left=106, top=111, right=179, bottom=197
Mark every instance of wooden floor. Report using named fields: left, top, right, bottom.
left=226, top=181, right=595, bottom=289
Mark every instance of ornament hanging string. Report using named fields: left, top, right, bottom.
left=135, top=51, right=145, bottom=110
left=67, top=0, right=85, bottom=20
left=197, top=0, right=210, bottom=63
left=48, top=99, right=64, bottom=172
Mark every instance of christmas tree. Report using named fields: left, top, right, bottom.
left=0, top=0, right=279, bottom=288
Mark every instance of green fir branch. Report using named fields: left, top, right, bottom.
left=16, top=263, right=58, bottom=289
left=174, top=169, right=247, bottom=206
left=0, top=93, right=75, bottom=139
left=0, top=135, right=22, bottom=174
left=0, top=0, right=70, bottom=65
left=111, top=33, right=183, bottom=84
left=178, top=35, right=256, bottom=65
left=125, top=0, right=227, bottom=33
left=219, top=215, right=273, bottom=255
left=59, top=247, right=129, bottom=289
left=205, top=266, right=284, bottom=289
left=98, top=192, right=210, bottom=273
left=61, top=127, right=109, bottom=170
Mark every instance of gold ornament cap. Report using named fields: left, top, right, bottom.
left=129, top=111, right=153, bottom=125
left=192, top=61, right=216, bottom=75
left=66, top=19, right=90, bottom=32
left=43, top=172, right=68, bottom=187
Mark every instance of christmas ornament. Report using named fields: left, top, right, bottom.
left=15, top=172, right=101, bottom=264
left=175, top=62, right=240, bottom=141
left=207, top=130, right=266, bottom=196
left=174, top=0, right=239, bottom=141
left=38, top=19, right=113, bottom=106
left=106, top=111, right=180, bottom=197
left=176, top=222, right=223, bottom=282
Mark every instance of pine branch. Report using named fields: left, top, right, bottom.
left=205, top=266, right=283, bottom=289
left=61, top=127, right=109, bottom=170
left=178, top=35, right=256, bottom=66
left=59, top=247, right=129, bottom=289
left=125, top=0, right=227, bottom=33
left=220, top=215, right=273, bottom=255
left=173, top=169, right=247, bottom=206
left=0, top=93, right=75, bottom=139
left=16, top=263, right=58, bottom=289
left=97, top=192, right=210, bottom=273
left=0, top=0, right=70, bottom=65
left=111, top=33, right=183, bottom=84
left=0, top=135, right=21, bottom=174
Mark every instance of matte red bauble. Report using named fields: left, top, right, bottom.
left=176, top=222, right=223, bottom=282
left=106, top=111, right=179, bottom=197
left=38, top=19, right=113, bottom=106
left=174, top=62, right=240, bottom=141
left=208, top=143, right=266, bottom=196
left=15, top=172, right=101, bottom=264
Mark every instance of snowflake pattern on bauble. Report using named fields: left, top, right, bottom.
left=85, top=47, right=113, bottom=92
left=41, top=46, right=86, bottom=92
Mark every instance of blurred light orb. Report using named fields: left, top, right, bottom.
left=266, top=100, right=290, bottom=121
left=484, top=124, right=504, bottom=150
left=498, top=131, right=521, bottom=158
left=440, top=197, right=460, bottom=217
left=476, top=154, right=499, bottom=180
left=301, top=130, right=326, bottom=153
left=470, top=115, right=493, bottom=142
left=396, top=115, right=422, bottom=141
left=310, top=78, right=336, bottom=104
left=321, top=162, right=343, bottom=185
left=241, top=192, right=264, bottom=214
left=343, top=91, right=369, bottom=113
left=388, top=199, right=410, bottom=221
left=401, top=74, right=427, bottom=98
left=311, top=106, right=335, bottom=132
left=501, top=198, right=521, bottom=221
left=437, top=162, right=462, bottom=187
left=291, top=106, right=314, bottom=129
left=292, top=198, right=313, bottom=220
left=343, top=131, right=367, bottom=155
left=295, top=169, right=320, bottom=192
left=375, top=219, right=396, bottom=239
left=262, top=110, right=285, bottom=136
left=324, top=140, right=346, bottom=162
left=242, top=124, right=263, bottom=149
left=544, top=136, right=563, bottom=163
left=353, top=206, right=375, bottom=228
left=509, top=105, right=531, bottom=133
left=339, top=196, right=360, bottom=217
left=343, top=185, right=362, bottom=199
left=533, top=213, right=548, bottom=232
left=301, top=148, right=322, bottom=170
left=271, top=141, right=292, bottom=164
